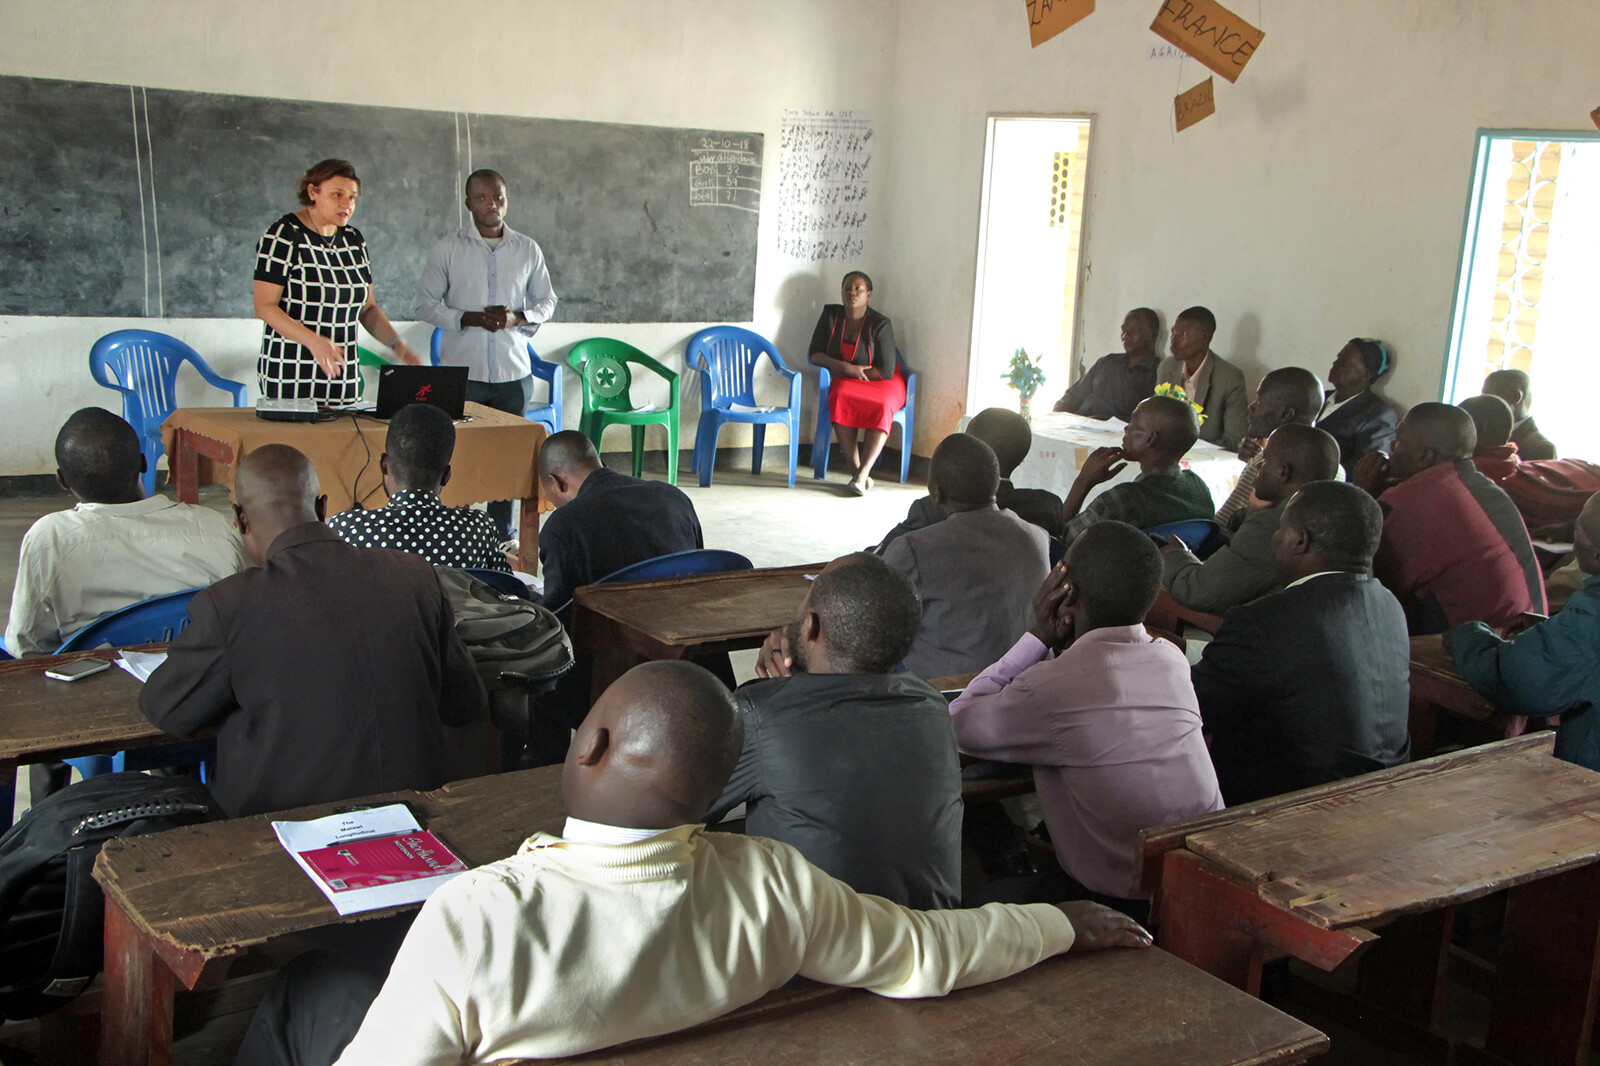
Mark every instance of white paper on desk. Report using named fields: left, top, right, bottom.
left=272, top=803, right=466, bottom=916
left=116, top=650, right=168, bottom=683
left=513, top=570, right=543, bottom=595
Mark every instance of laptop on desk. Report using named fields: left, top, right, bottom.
left=374, top=365, right=469, bottom=420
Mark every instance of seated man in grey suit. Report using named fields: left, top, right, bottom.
left=709, top=552, right=961, bottom=910
left=1156, top=306, right=1248, bottom=450
left=876, top=409, right=1063, bottom=551
left=883, top=435, right=1050, bottom=679
left=1192, top=481, right=1411, bottom=804
left=1160, top=423, right=1342, bottom=615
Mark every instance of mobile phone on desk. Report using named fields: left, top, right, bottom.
left=45, top=658, right=112, bottom=682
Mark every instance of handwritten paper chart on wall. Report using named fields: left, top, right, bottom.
left=689, top=136, right=761, bottom=213
left=778, top=109, right=872, bottom=262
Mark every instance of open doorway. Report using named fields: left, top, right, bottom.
left=1441, top=130, right=1600, bottom=459
left=967, top=116, right=1093, bottom=417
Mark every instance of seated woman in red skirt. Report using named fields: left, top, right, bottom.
left=808, top=271, right=907, bottom=495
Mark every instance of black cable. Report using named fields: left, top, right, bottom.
left=349, top=413, right=385, bottom=508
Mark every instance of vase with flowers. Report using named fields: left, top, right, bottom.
left=1002, top=348, right=1046, bottom=422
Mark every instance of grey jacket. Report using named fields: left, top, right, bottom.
left=1157, top=351, right=1249, bottom=451
left=883, top=505, right=1050, bottom=680
left=1162, top=499, right=1286, bottom=615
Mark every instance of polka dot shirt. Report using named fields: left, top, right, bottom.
left=326, top=490, right=510, bottom=572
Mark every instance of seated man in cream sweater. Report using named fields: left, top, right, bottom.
left=238, top=660, right=1149, bottom=1066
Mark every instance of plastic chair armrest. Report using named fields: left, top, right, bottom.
left=88, top=361, right=137, bottom=398
left=191, top=361, right=250, bottom=406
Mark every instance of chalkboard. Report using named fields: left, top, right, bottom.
left=0, top=78, right=150, bottom=317
left=0, top=74, right=762, bottom=323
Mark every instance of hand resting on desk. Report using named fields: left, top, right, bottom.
left=1058, top=900, right=1154, bottom=951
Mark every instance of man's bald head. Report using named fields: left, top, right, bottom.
left=966, top=408, right=1032, bottom=478
left=1128, top=395, right=1200, bottom=463
left=1484, top=369, right=1532, bottom=420
left=1255, top=423, right=1341, bottom=504
left=929, top=434, right=999, bottom=510
left=1390, top=403, right=1476, bottom=484
left=55, top=408, right=145, bottom=503
left=563, top=661, right=743, bottom=829
left=799, top=552, right=921, bottom=673
left=538, top=431, right=603, bottom=506
left=233, top=445, right=324, bottom=564
left=1458, top=394, right=1515, bottom=451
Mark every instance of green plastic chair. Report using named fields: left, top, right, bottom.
left=566, top=338, right=681, bottom=485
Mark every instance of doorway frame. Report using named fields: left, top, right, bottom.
left=966, top=112, right=1098, bottom=415
left=1439, top=126, right=1600, bottom=402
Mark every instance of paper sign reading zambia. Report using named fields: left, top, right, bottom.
left=1027, top=0, right=1095, bottom=48
left=1149, top=0, right=1264, bottom=83
left=1175, top=78, right=1216, bottom=132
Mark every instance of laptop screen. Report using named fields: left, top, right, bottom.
left=375, top=365, right=469, bottom=420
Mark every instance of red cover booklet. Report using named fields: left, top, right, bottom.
left=300, top=831, right=467, bottom=892
left=273, top=804, right=470, bottom=915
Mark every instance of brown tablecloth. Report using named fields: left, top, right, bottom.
left=160, top=403, right=543, bottom=514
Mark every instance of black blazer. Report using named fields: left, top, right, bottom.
left=1191, top=572, right=1411, bottom=805
left=1317, top=389, right=1398, bottom=478
left=141, top=523, right=487, bottom=817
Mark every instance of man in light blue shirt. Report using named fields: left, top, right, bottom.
left=417, top=168, right=558, bottom=538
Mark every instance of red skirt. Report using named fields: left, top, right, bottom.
left=829, top=368, right=907, bottom=433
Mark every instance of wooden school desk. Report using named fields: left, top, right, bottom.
left=1407, top=633, right=1524, bottom=755
left=0, top=648, right=178, bottom=831
left=571, top=563, right=824, bottom=701
left=159, top=403, right=545, bottom=571
left=92, top=766, right=567, bottom=1066
left=1138, top=733, right=1600, bottom=1066
left=554, top=948, right=1328, bottom=1066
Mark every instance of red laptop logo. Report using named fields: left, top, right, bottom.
left=414, top=384, right=433, bottom=402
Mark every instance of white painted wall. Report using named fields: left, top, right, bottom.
left=880, top=0, right=1600, bottom=449
left=0, top=0, right=900, bottom=474
left=7, top=1, right=1600, bottom=474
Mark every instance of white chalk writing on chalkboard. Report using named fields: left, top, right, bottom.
left=777, top=109, right=872, bottom=262
left=687, top=142, right=761, bottom=213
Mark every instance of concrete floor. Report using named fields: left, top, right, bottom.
left=0, top=462, right=1482, bottom=1066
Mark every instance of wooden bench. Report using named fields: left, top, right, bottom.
left=1137, top=732, right=1600, bottom=1065
left=518, top=948, right=1328, bottom=1065
left=93, top=767, right=568, bottom=1066
left=572, top=563, right=824, bottom=701
left=0, top=647, right=180, bottom=830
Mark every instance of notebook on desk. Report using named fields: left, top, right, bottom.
left=374, top=365, right=469, bottom=420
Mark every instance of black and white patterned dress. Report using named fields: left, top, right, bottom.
left=253, top=213, right=370, bottom=404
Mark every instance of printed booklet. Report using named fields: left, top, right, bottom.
left=272, top=803, right=468, bottom=916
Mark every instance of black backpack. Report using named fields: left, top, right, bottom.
left=434, top=567, right=574, bottom=691
left=0, top=773, right=223, bottom=1020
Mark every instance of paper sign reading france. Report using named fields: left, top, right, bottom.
left=1027, top=0, right=1095, bottom=48
left=1149, top=0, right=1263, bottom=83
left=1175, top=78, right=1216, bottom=132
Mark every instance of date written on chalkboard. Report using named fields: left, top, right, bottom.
left=689, top=144, right=761, bottom=213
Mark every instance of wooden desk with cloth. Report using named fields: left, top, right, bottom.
left=1137, top=732, right=1600, bottom=1066
left=159, top=403, right=545, bottom=571
left=572, top=563, right=823, bottom=702
left=92, top=767, right=567, bottom=1066
left=540, top=948, right=1327, bottom=1066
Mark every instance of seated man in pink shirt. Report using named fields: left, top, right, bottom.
left=949, top=521, right=1222, bottom=918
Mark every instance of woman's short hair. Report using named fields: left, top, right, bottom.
left=297, top=159, right=361, bottom=206
left=842, top=270, right=873, bottom=292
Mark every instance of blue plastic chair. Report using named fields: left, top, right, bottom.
left=89, top=330, right=249, bottom=497
left=687, top=327, right=801, bottom=489
left=463, top=568, right=533, bottom=599
left=56, top=588, right=212, bottom=781
left=567, top=339, right=681, bottom=485
left=429, top=329, right=563, bottom=434
left=1145, top=519, right=1229, bottom=561
left=553, top=549, right=753, bottom=617
left=811, top=354, right=918, bottom=483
